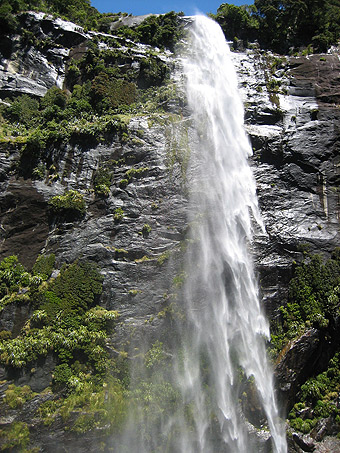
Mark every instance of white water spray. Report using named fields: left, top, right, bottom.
left=169, top=15, right=287, bottom=452
left=116, top=15, right=287, bottom=453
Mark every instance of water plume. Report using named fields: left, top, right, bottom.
left=115, top=15, right=287, bottom=453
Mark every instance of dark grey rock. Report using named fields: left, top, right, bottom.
left=292, top=432, right=316, bottom=452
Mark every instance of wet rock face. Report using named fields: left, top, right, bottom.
left=231, top=50, right=339, bottom=318
left=0, top=12, right=87, bottom=98
left=0, top=17, right=339, bottom=450
left=0, top=178, right=49, bottom=269
left=43, top=117, right=189, bottom=333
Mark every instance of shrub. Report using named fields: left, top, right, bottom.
left=41, top=86, right=68, bottom=110
left=0, top=421, right=30, bottom=450
left=136, top=11, right=183, bottom=51
left=90, top=72, right=137, bottom=112
left=270, top=251, right=340, bottom=357
left=4, top=384, right=35, bottom=409
left=114, top=207, right=124, bottom=222
left=32, top=254, right=55, bottom=281
left=141, top=223, right=152, bottom=238
left=138, top=57, right=168, bottom=88
left=84, top=307, right=118, bottom=332
left=0, top=1, right=18, bottom=34
left=0, top=255, right=27, bottom=292
left=53, top=363, right=73, bottom=389
left=119, top=179, right=129, bottom=188
left=93, top=167, right=112, bottom=197
left=125, top=167, right=149, bottom=180
left=45, top=261, right=103, bottom=316
left=3, top=94, right=39, bottom=126
left=48, top=190, right=86, bottom=217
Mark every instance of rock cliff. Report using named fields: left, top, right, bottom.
left=0, top=11, right=339, bottom=452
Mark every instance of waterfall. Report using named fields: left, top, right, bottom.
left=116, top=15, right=287, bottom=453
left=171, top=15, right=287, bottom=452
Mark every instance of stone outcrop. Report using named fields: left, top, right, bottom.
left=231, top=49, right=339, bottom=319
left=0, top=12, right=88, bottom=98
left=0, top=12, right=339, bottom=452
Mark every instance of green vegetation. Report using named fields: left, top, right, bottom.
left=0, top=421, right=30, bottom=450
left=211, top=3, right=259, bottom=45
left=4, top=384, right=36, bottom=409
left=0, top=0, right=183, bottom=53
left=141, top=223, right=152, bottom=238
left=211, top=1, right=340, bottom=53
left=48, top=190, right=86, bottom=217
left=40, top=377, right=127, bottom=433
left=0, top=86, right=130, bottom=176
left=0, top=0, right=105, bottom=33
left=0, top=255, right=30, bottom=297
left=119, top=178, right=129, bottom=188
left=113, top=207, right=124, bottom=222
left=0, top=259, right=183, bottom=443
left=270, top=250, right=340, bottom=356
left=0, top=2, right=185, bottom=185
left=269, top=250, right=340, bottom=434
left=0, top=257, right=112, bottom=370
left=135, top=12, right=183, bottom=51
left=157, top=250, right=171, bottom=266
left=125, top=167, right=149, bottom=181
left=0, top=25, right=181, bottom=178
left=0, top=254, right=133, bottom=440
left=32, top=254, right=56, bottom=281
left=126, top=340, right=181, bottom=448
left=288, top=352, right=340, bottom=433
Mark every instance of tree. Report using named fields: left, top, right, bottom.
left=211, top=3, right=259, bottom=43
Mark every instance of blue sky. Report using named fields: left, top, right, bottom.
left=91, top=1, right=251, bottom=16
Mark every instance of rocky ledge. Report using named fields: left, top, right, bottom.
left=0, top=12, right=339, bottom=452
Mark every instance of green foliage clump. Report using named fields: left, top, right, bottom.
left=114, top=207, right=124, bottom=222
left=288, top=353, right=340, bottom=433
left=135, top=11, right=183, bottom=51
left=0, top=421, right=30, bottom=450
left=270, top=250, right=340, bottom=357
left=138, top=57, right=168, bottom=88
left=84, top=306, right=119, bottom=331
left=3, top=94, right=39, bottom=126
left=4, top=384, right=35, bottom=409
left=41, top=260, right=104, bottom=317
left=0, top=1, right=19, bottom=35
left=141, top=223, right=152, bottom=238
left=90, top=72, right=137, bottom=113
left=93, top=167, right=113, bottom=197
left=32, top=254, right=55, bottom=281
left=211, top=3, right=259, bottom=45
left=269, top=250, right=340, bottom=433
left=41, top=86, right=68, bottom=110
left=211, top=1, right=340, bottom=53
left=125, top=167, right=149, bottom=181
left=157, top=250, right=171, bottom=266
left=48, top=190, right=86, bottom=217
left=119, top=178, right=129, bottom=188
left=0, top=257, right=112, bottom=369
left=0, top=255, right=28, bottom=296
left=39, top=376, right=126, bottom=432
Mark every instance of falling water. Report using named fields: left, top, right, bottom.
left=168, top=15, right=287, bottom=453
left=117, top=15, right=287, bottom=453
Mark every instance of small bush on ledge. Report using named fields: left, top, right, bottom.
left=48, top=190, right=86, bottom=218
